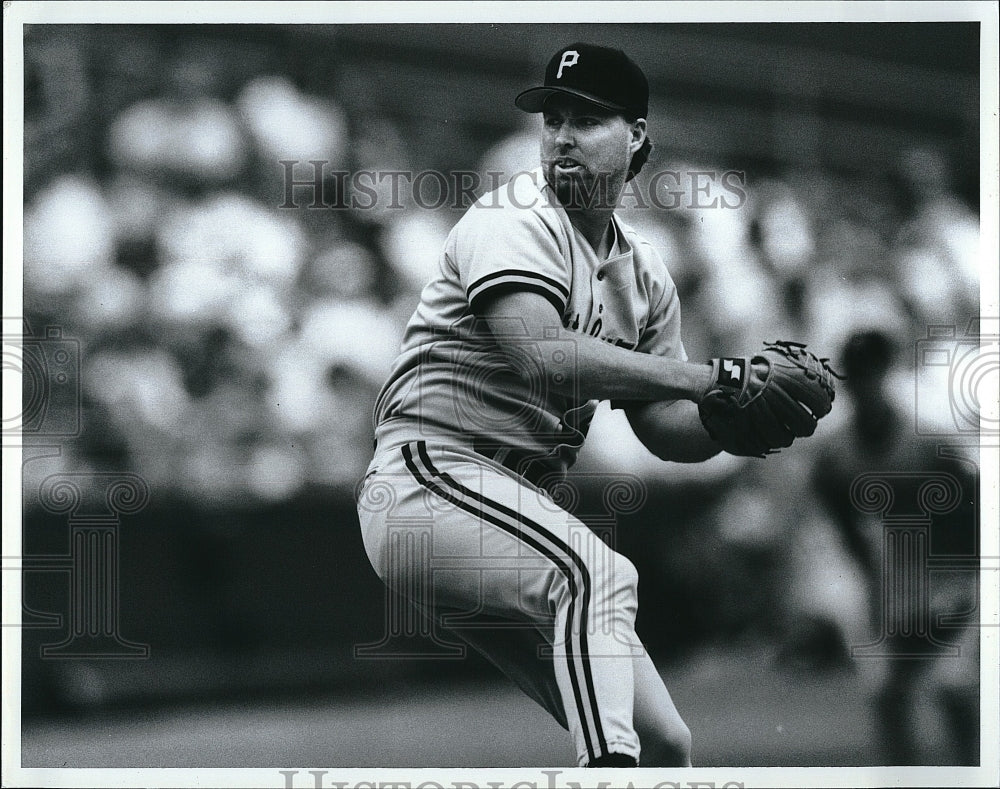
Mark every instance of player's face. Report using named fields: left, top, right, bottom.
left=540, top=95, right=645, bottom=210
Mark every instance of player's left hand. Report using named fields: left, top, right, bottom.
left=698, top=340, right=841, bottom=458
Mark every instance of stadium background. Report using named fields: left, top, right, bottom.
left=17, top=22, right=983, bottom=768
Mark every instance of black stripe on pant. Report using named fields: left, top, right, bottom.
left=402, top=441, right=609, bottom=764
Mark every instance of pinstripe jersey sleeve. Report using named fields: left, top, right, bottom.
left=608, top=239, right=688, bottom=411
left=633, top=271, right=687, bottom=361
left=450, top=200, right=571, bottom=318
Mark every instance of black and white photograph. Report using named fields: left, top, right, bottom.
left=2, top=2, right=998, bottom=788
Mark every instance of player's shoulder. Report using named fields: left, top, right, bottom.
left=615, top=214, right=672, bottom=283
left=453, top=169, right=557, bottom=234
left=475, top=168, right=549, bottom=209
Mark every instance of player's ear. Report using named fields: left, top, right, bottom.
left=628, top=118, right=647, bottom=156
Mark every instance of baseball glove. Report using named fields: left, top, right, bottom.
left=699, top=340, right=841, bottom=458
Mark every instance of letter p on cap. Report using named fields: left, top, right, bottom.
left=557, top=50, right=579, bottom=79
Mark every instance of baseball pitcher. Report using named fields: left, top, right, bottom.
left=356, top=42, right=838, bottom=768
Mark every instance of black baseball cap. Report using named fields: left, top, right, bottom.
left=515, top=42, right=649, bottom=119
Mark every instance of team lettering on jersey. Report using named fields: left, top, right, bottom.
left=563, top=310, right=636, bottom=350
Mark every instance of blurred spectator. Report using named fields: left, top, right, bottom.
left=345, top=115, right=416, bottom=226
left=748, top=176, right=817, bottom=338
left=105, top=174, right=174, bottom=279
left=149, top=192, right=304, bottom=353
left=896, top=147, right=978, bottom=276
left=70, top=264, right=147, bottom=335
left=156, top=193, right=305, bottom=284
left=238, top=75, right=349, bottom=167
left=806, top=329, right=978, bottom=764
left=476, top=116, right=540, bottom=184
left=892, top=145, right=979, bottom=327
left=379, top=212, right=453, bottom=297
left=802, top=219, right=910, bottom=356
left=24, top=30, right=95, bottom=189
left=675, top=172, right=781, bottom=354
left=107, top=49, right=249, bottom=185
left=259, top=292, right=399, bottom=491
left=753, top=178, right=816, bottom=279
left=24, top=176, right=116, bottom=304
left=298, top=297, right=401, bottom=385
left=83, top=345, right=192, bottom=494
left=304, top=239, right=378, bottom=300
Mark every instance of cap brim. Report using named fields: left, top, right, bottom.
left=514, top=86, right=628, bottom=114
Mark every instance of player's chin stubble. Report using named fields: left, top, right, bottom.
left=547, top=167, right=619, bottom=211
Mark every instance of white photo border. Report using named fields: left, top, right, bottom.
left=3, top=2, right=998, bottom=788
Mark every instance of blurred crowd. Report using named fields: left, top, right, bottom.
left=19, top=26, right=981, bottom=762
left=21, top=28, right=979, bottom=507
left=22, top=28, right=446, bottom=504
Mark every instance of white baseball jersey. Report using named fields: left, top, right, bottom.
left=373, top=168, right=687, bottom=478
left=360, top=169, right=692, bottom=767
